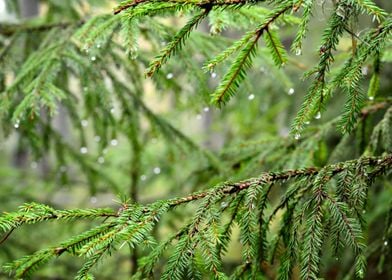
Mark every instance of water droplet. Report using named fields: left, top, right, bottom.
left=83, top=45, right=89, bottom=53
left=30, top=162, right=37, bottom=169
left=384, top=241, right=388, bottom=246
left=14, top=119, right=20, bottom=128
left=166, top=73, right=174, bottom=79
left=295, top=49, right=302, bottom=56
left=161, top=41, right=166, bottom=46
left=94, top=136, right=101, bottom=142
left=377, top=159, right=382, bottom=164
left=91, top=56, right=96, bottom=61
left=361, top=66, right=368, bottom=76
left=153, top=167, right=161, bottom=174
left=335, top=257, right=339, bottom=261
left=110, top=107, right=115, bottom=114
left=110, top=139, right=118, bottom=146
left=220, top=202, right=228, bottom=208
left=140, top=175, right=147, bottom=181
left=196, top=114, right=202, bottom=120
left=294, top=133, right=301, bottom=140
left=97, top=156, right=105, bottom=164
left=80, top=147, right=88, bottom=154
left=368, top=96, right=374, bottom=101
left=315, top=111, right=321, bottom=119
left=102, top=148, right=108, bottom=154
left=96, top=43, right=101, bottom=49
left=305, top=121, right=310, bottom=125
left=288, top=88, right=295, bottom=95
left=211, top=72, right=217, bottom=79
left=90, top=196, right=97, bottom=204
left=248, top=94, right=255, bottom=100
left=83, top=86, right=88, bottom=92
left=60, top=166, right=67, bottom=172
left=81, top=120, right=88, bottom=127
left=362, top=210, right=366, bottom=214
left=260, top=67, right=266, bottom=73
left=203, top=107, right=210, bottom=112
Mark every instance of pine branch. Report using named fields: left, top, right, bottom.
left=146, top=7, right=211, bottom=77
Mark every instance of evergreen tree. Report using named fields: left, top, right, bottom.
left=0, top=0, right=391, bottom=279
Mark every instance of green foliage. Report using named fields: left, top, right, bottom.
left=0, top=0, right=391, bottom=279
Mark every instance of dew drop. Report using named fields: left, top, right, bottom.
left=14, top=119, right=20, bottom=129
left=335, top=257, right=339, bottom=261
left=377, top=159, right=382, bottom=164
left=368, top=96, right=374, bottom=101
left=315, top=111, right=321, bottom=120
left=211, top=72, right=217, bottom=79
left=83, top=86, right=88, bottom=92
left=153, top=167, right=161, bottom=174
left=90, top=56, right=96, bottom=61
left=248, top=94, right=255, bottom=100
left=110, top=107, right=115, bottom=114
left=203, top=107, right=210, bottom=112
left=295, top=49, right=302, bottom=56
left=294, top=133, right=301, bottom=140
left=220, top=201, right=228, bottom=208
left=288, top=88, right=295, bottom=95
left=30, top=161, right=37, bottom=169
left=140, top=174, right=147, bottom=181
left=97, top=156, right=105, bottom=164
left=196, top=114, right=202, bottom=120
left=80, top=147, right=88, bottom=154
left=166, top=73, right=174, bottom=79
left=96, top=43, right=101, bottom=49
left=361, top=66, right=369, bottom=76
left=90, top=196, right=97, bottom=204
left=384, top=241, right=388, bottom=246
left=102, top=148, right=108, bottom=154
left=94, top=135, right=101, bottom=142
left=110, top=139, right=118, bottom=146
left=305, top=121, right=310, bottom=125
left=81, top=119, right=88, bottom=127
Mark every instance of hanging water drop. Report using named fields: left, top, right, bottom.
left=110, top=139, right=118, bottom=146
left=80, top=147, right=88, bottom=154
left=166, top=73, right=174, bottom=79
left=211, top=72, right=217, bottom=79
left=203, top=107, right=210, bottom=112
left=384, top=241, right=388, bottom=246
left=140, top=174, right=147, bottom=181
left=110, top=107, right=115, bottom=114
left=94, top=135, right=101, bottom=142
left=90, top=56, right=96, bottom=61
left=81, top=119, right=88, bottom=127
left=368, top=96, right=374, bottom=101
left=196, top=114, right=202, bottom=120
left=315, top=111, right=321, bottom=119
left=30, top=162, right=37, bottom=169
left=90, top=196, right=97, bottom=204
left=288, top=88, right=295, bottom=95
left=153, top=167, right=161, bottom=174
left=97, top=156, right=105, bottom=164
left=361, top=66, right=369, bottom=76
left=294, top=133, right=301, bottom=140
left=248, top=94, right=255, bottom=100
left=295, top=49, right=302, bottom=56
left=305, top=121, right=310, bottom=125
left=96, top=43, right=101, bottom=49
left=83, top=86, right=88, bottom=92
left=14, top=119, right=20, bottom=129
left=102, top=148, right=108, bottom=154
